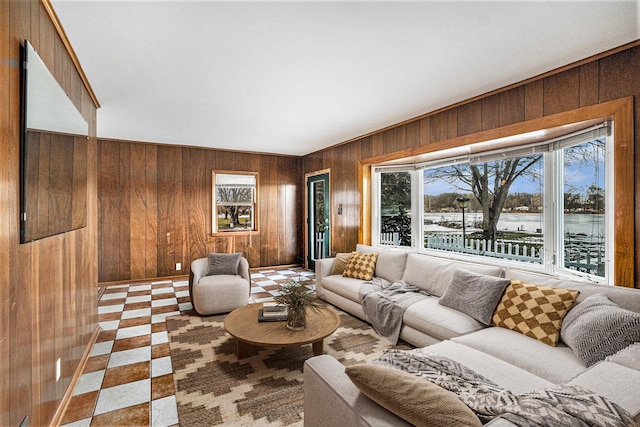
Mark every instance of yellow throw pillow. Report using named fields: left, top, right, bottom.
left=342, top=252, right=378, bottom=281
left=491, top=279, right=579, bottom=346
left=331, top=253, right=353, bottom=275
left=345, top=364, right=482, bottom=427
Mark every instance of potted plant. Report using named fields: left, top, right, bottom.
left=273, top=279, right=323, bottom=330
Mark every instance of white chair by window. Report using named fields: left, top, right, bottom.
left=189, top=253, right=251, bottom=315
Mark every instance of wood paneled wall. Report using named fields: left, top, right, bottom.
left=1, top=0, right=99, bottom=426
left=303, top=44, right=640, bottom=287
left=97, top=140, right=302, bottom=283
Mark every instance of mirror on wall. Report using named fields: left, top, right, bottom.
left=20, top=40, right=89, bottom=243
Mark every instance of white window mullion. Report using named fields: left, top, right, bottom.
left=408, top=169, right=419, bottom=250
left=551, top=149, right=563, bottom=275
left=539, top=151, right=554, bottom=274
left=371, top=170, right=381, bottom=247
left=415, top=169, right=424, bottom=251
left=604, top=130, right=615, bottom=281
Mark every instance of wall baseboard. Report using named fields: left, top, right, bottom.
left=98, top=274, right=189, bottom=287
left=50, top=325, right=101, bottom=427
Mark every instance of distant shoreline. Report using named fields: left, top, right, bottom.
left=420, top=212, right=603, bottom=237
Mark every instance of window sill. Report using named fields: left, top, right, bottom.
left=211, top=230, right=259, bottom=237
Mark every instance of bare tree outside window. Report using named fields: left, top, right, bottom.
left=424, top=155, right=543, bottom=243
left=417, top=137, right=606, bottom=277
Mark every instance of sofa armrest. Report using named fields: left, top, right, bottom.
left=314, top=258, right=336, bottom=299
left=191, top=258, right=209, bottom=286
left=238, top=257, right=250, bottom=283
left=190, top=257, right=208, bottom=300
left=303, top=355, right=412, bottom=427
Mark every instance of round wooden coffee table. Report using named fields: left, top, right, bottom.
left=224, top=303, right=341, bottom=359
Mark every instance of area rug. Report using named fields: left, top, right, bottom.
left=166, top=307, right=412, bottom=427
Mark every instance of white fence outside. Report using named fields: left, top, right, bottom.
left=426, top=234, right=542, bottom=263
left=380, top=232, right=400, bottom=246
left=315, top=231, right=326, bottom=260
left=377, top=232, right=604, bottom=276
left=425, top=233, right=604, bottom=275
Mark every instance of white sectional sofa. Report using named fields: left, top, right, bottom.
left=304, top=244, right=640, bottom=426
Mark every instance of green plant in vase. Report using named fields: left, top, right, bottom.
left=273, top=279, right=323, bottom=330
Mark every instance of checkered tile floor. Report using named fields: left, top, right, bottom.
left=60, top=267, right=315, bottom=427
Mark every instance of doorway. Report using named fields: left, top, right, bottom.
left=306, top=172, right=330, bottom=270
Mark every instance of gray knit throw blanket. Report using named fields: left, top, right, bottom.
left=372, top=349, right=637, bottom=427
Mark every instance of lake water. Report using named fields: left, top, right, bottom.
left=424, top=212, right=604, bottom=237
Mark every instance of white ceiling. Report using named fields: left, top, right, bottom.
left=51, top=1, right=639, bottom=156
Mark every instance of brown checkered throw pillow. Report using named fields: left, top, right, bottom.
left=342, top=252, right=378, bottom=281
left=491, top=280, right=579, bottom=346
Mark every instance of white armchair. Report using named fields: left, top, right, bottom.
left=189, top=254, right=251, bottom=315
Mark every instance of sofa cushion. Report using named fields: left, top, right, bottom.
left=439, top=269, right=510, bottom=326
left=421, top=341, right=554, bottom=394
left=356, top=243, right=378, bottom=254
left=403, top=297, right=486, bottom=341
left=332, top=253, right=352, bottom=275
left=206, top=252, right=241, bottom=276
left=375, top=250, right=408, bottom=283
left=560, top=293, right=640, bottom=367
left=322, top=275, right=364, bottom=303
left=193, top=274, right=249, bottom=314
left=345, top=364, right=482, bottom=427
left=343, top=252, right=378, bottom=281
left=568, top=361, right=640, bottom=421
left=452, top=327, right=586, bottom=384
left=606, top=342, right=640, bottom=371
left=402, top=253, right=504, bottom=297
left=491, top=280, right=579, bottom=346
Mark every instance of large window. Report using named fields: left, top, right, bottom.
left=212, top=172, right=257, bottom=233
left=372, top=124, right=612, bottom=283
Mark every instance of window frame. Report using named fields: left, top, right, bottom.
left=372, top=167, right=421, bottom=248
left=377, top=126, right=610, bottom=282
left=211, top=171, right=258, bottom=234
left=361, top=98, right=634, bottom=287
left=553, top=133, right=613, bottom=282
